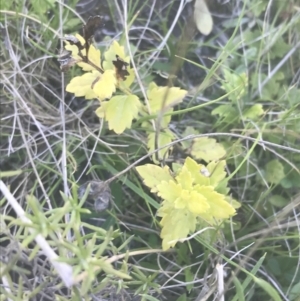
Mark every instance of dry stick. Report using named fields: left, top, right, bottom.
left=154, top=16, right=196, bottom=162
left=0, top=181, right=74, bottom=287
left=104, top=131, right=300, bottom=185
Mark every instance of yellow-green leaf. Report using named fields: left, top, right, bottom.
left=175, top=166, right=193, bottom=190
left=243, top=104, right=264, bottom=120
left=103, top=40, right=129, bottom=70
left=207, top=160, right=227, bottom=187
left=194, top=0, right=213, bottom=35
left=121, top=67, right=135, bottom=88
left=96, top=94, right=140, bottom=133
left=211, top=104, right=238, bottom=123
left=0, top=170, right=23, bottom=177
left=64, top=34, right=101, bottom=72
left=191, top=137, right=226, bottom=163
left=147, top=129, right=174, bottom=162
left=77, top=44, right=101, bottom=71
left=147, top=82, right=187, bottom=114
left=136, top=165, right=173, bottom=193
left=181, top=126, right=199, bottom=149
left=159, top=207, right=196, bottom=250
left=102, top=41, right=134, bottom=87
left=186, top=190, right=210, bottom=215
left=66, top=71, right=99, bottom=99
left=64, top=34, right=85, bottom=58
left=254, top=278, right=282, bottom=301
left=194, top=185, right=236, bottom=222
left=183, top=157, right=210, bottom=186
left=157, top=180, right=181, bottom=203
left=92, top=69, right=116, bottom=100
left=221, top=70, right=248, bottom=102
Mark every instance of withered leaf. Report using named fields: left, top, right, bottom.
left=83, top=15, right=103, bottom=60
left=62, top=35, right=84, bottom=50
left=57, top=49, right=77, bottom=72
left=112, top=55, right=130, bottom=80
left=83, top=15, right=102, bottom=43
left=78, top=180, right=111, bottom=212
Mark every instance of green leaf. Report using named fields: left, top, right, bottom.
left=176, top=294, right=187, bottom=301
left=253, top=277, right=282, bottom=301
left=181, top=126, right=199, bottom=149
left=280, top=168, right=300, bottom=188
left=136, top=165, right=173, bottom=193
left=250, top=72, right=284, bottom=100
left=211, top=104, right=238, bottom=123
left=31, top=0, right=55, bottom=15
left=288, top=282, right=300, bottom=301
left=191, top=137, right=226, bottom=163
left=269, top=37, right=291, bottom=59
left=63, top=18, right=82, bottom=31
left=0, top=170, right=23, bottom=178
left=265, top=160, right=285, bottom=184
left=250, top=1, right=268, bottom=17
left=221, top=70, right=248, bottom=102
left=287, top=87, right=300, bottom=105
left=232, top=275, right=245, bottom=301
left=184, top=267, right=194, bottom=292
left=268, top=195, right=289, bottom=208
left=139, top=295, right=161, bottom=301
left=243, top=104, right=264, bottom=120
left=96, top=94, right=140, bottom=133
left=231, top=254, right=266, bottom=301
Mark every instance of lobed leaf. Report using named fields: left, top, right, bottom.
left=136, top=165, right=173, bottom=193
left=66, top=71, right=99, bottom=99
left=221, top=70, right=248, bottom=102
left=159, top=206, right=196, bottom=250
left=147, top=82, right=187, bottom=114
left=64, top=34, right=101, bottom=71
left=265, top=159, right=285, bottom=184
left=183, top=157, right=210, bottom=186
left=103, top=40, right=128, bottom=70
left=243, top=104, right=264, bottom=120
left=92, top=70, right=116, bottom=100
left=191, top=137, right=226, bottom=163
left=157, top=180, right=180, bottom=203
left=96, top=94, right=140, bottom=133
left=207, top=160, right=227, bottom=187
left=175, top=166, right=193, bottom=190
left=193, top=185, right=236, bottom=222
left=103, top=41, right=135, bottom=87
left=77, top=44, right=101, bottom=71
left=147, top=129, right=174, bottom=162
